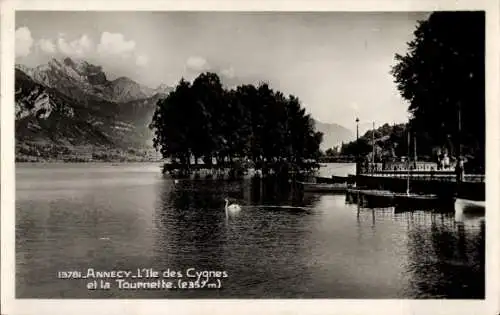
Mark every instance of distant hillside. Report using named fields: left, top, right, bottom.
left=313, top=119, right=355, bottom=151
left=15, top=57, right=172, bottom=162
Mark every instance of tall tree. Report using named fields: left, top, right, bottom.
left=190, top=72, right=227, bottom=163
left=150, top=78, right=192, bottom=164
left=391, top=12, right=485, bottom=169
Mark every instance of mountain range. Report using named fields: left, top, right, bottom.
left=313, top=119, right=354, bottom=151
left=15, top=57, right=353, bottom=161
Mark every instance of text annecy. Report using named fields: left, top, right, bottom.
left=85, top=269, right=132, bottom=279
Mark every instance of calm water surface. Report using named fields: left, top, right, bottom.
left=16, top=163, right=485, bottom=298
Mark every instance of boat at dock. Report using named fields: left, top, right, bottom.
left=298, top=181, right=347, bottom=193
left=316, top=175, right=348, bottom=184
left=455, top=198, right=485, bottom=214
left=393, top=193, right=455, bottom=212
left=346, top=188, right=455, bottom=211
left=346, top=188, right=396, bottom=208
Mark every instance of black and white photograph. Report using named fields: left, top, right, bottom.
left=1, top=1, right=499, bottom=314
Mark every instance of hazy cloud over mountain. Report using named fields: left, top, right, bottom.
left=15, top=24, right=150, bottom=85
left=57, top=34, right=93, bottom=57
left=186, top=56, right=210, bottom=72
left=37, top=38, right=56, bottom=53
left=136, top=54, right=149, bottom=67
left=15, top=27, right=33, bottom=57
left=97, top=32, right=136, bottom=56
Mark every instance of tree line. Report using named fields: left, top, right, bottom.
left=149, top=72, right=323, bottom=175
left=333, top=12, right=484, bottom=173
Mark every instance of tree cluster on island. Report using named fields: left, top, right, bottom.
left=149, top=73, right=323, bottom=177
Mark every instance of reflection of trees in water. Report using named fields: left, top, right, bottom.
left=249, top=177, right=309, bottom=207
left=238, top=179, right=320, bottom=298
left=152, top=180, right=236, bottom=273
left=398, top=211, right=485, bottom=298
left=151, top=178, right=320, bottom=298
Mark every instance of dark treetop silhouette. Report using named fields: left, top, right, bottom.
left=338, top=12, right=485, bottom=173
left=391, top=11, right=485, bottom=173
left=149, top=72, right=323, bottom=175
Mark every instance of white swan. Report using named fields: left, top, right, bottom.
left=224, top=198, right=241, bottom=219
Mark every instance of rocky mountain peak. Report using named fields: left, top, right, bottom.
left=113, top=76, right=135, bottom=84
left=60, top=57, right=108, bottom=85
left=17, top=57, right=172, bottom=103
left=62, top=57, right=76, bottom=67
left=154, top=83, right=173, bottom=94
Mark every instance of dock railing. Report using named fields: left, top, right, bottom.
left=359, top=163, right=484, bottom=183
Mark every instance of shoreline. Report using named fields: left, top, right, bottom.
left=15, top=160, right=164, bottom=164
left=15, top=160, right=355, bottom=164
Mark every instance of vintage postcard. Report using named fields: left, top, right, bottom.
left=1, top=0, right=499, bottom=314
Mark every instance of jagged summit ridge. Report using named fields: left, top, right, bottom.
left=15, top=57, right=172, bottom=103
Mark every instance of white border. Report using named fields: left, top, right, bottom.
left=1, top=1, right=499, bottom=315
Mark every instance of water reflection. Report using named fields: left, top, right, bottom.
left=352, top=207, right=484, bottom=298
left=149, top=178, right=318, bottom=298
left=16, top=164, right=485, bottom=299
left=394, top=211, right=485, bottom=298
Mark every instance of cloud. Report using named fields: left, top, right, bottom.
left=221, top=66, right=235, bottom=79
left=15, top=27, right=33, bottom=57
left=57, top=34, right=93, bottom=57
left=136, top=54, right=149, bottom=66
left=97, top=32, right=136, bottom=56
left=37, top=38, right=56, bottom=54
left=186, top=56, right=210, bottom=72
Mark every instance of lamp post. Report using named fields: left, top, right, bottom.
left=372, top=121, right=375, bottom=166
left=356, top=118, right=359, bottom=140
left=356, top=117, right=360, bottom=175
left=455, top=101, right=463, bottom=184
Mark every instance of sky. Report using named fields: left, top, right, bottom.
left=15, top=11, right=429, bottom=131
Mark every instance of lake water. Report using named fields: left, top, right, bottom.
left=15, top=163, right=485, bottom=299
